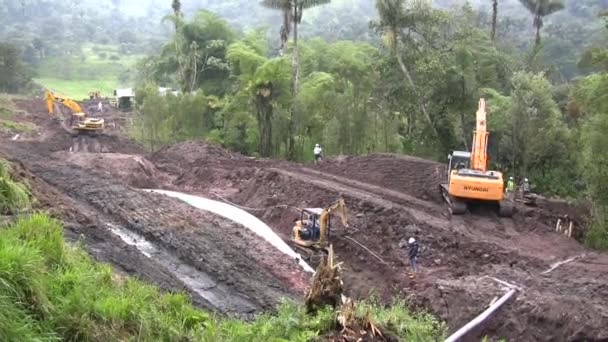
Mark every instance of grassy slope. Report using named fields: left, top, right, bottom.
left=0, top=95, right=36, bottom=133
left=0, top=158, right=446, bottom=341
left=34, top=44, right=144, bottom=100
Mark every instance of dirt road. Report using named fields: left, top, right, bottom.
left=3, top=97, right=608, bottom=341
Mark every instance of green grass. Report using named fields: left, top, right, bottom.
left=0, top=159, right=30, bottom=214
left=0, top=94, right=17, bottom=118
left=0, top=94, right=33, bottom=132
left=34, top=77, right=119, bottom=101
left=34, top=43, right=145, bottom=99
left=0, top=120, right=35, bottom=132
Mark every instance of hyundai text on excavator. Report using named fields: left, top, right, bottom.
left=44, top=88, right=104, bottom=135
left=440, top=98, right=514, bottom=217
left=291, top=197, right=349, bottom=263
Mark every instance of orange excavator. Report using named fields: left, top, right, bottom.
left=440, top=98, right=514, bottom=217
left=44, top=89, right=104, bottom=135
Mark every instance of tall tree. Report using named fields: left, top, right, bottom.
left=517, top=0, right=565, bottom=46
left=491, top=0, right=498, bottom=41
left=164, top=0, right=187, bottom=91
left=373, top=0, right=441, bottom=139
left=0, top=42, right=33, bottom=93
left=260, top=0, right=331, bottom=160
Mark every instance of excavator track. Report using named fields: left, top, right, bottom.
left=292, top=243, right=327, bottom=267
left=498, top=199, right=515, bottom=217
left=440, top=184, right=467, bottom=215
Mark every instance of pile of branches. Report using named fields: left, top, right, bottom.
left=304, top=245, right=396, bottom=342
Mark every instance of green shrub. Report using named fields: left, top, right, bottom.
left=584, top=219, right=608, bottom=250
left=354, top=297, right=446, bottom=340
left=0, top=159, right=30, bottom=214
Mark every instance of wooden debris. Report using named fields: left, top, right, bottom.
left=304, top=244, right=344, bottom=313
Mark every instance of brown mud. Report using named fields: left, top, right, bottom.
left=3, top=97, right=608, bottom=341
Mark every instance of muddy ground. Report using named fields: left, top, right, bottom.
left=3, top=97, right=608, bottom=341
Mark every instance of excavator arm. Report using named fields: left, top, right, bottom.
left=470, top=98, right=489, bottom=171
left=44, top=89, right=84, bottom=114
left=43, top=88, right=104, bottom=133
left=318, top=198, right=349, bottom=245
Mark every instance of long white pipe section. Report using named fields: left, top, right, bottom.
left=146, top=189, right=314, bottom=273
left=444, top=288, right=517, bottom=342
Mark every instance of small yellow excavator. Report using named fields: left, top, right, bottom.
left=440, top=98, right=514, bottom=217
left=44, top=89, right=104, bottom=134
left=291, top=198, right=349, bottom=261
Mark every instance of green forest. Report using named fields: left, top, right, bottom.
left=1, top=0, right=608, bottom=246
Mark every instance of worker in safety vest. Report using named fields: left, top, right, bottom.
left=506, top=176, right=515, bottom=193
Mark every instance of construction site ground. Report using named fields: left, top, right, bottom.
left=2, top=97, right=607, bottom=341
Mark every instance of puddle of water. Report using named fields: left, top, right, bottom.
left=145, top=189, right=314, bottom=273
left=105, top=222, right=257, bottom=314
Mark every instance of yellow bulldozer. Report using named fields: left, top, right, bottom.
left=440, top=98, right=514, bottom=217
left=44, top=89, right=104, bottom=135
left=291, top=197, right=349, bottom=262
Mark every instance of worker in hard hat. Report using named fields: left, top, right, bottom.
left=506, top=176, right=515, bottom=193
left=313, top=143, right=323, bottom=164
left=407, top=237, right=420, bottom=278
left=522, top=178, right=530, bottom=195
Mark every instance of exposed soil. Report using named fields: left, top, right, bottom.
left=1, top=98, right=310, bottom=318
left=150, top=140, right=608, bottom=341
left=3, top=97, right=608, bottom=341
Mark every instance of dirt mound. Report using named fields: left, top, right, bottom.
left=317, top=154, right=446, bottom=203
left=52, top=152, right=166, bottom=188
left=151, top=140, right=245, bottom=172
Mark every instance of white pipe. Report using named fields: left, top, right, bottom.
left=541, top=254, right=585, bottom=275
left=444, top=289, right=517, bottom=342
left=144, top=189, right=315, bottom=273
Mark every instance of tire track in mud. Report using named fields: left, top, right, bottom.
left=268, top=168, right=449, bottom=230
left=290, top=166, right=442, bottom=214
left=1, top=143, right=309, bottom=316
left=269, top=167, right=530, bottom=257
left=299, top=163, right=572, bottom=267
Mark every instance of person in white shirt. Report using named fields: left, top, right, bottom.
left=313, top=143, right=323, bottom=164
left=97, top=101, right=103, bottom=112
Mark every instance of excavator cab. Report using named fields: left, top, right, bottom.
left=448, top=151, right=471, bottom=173
left=293, top=209, right=323, bottom=243
left=440, top=98, right=514, bottom=217
left=291, top=198, right=348, bottom=249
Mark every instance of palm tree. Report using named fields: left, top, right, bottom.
left=517, top=0, right=565, bottom=46
left=260, top=0, right=331, bottom=159
left=491, top=0, right=498, bottom=41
